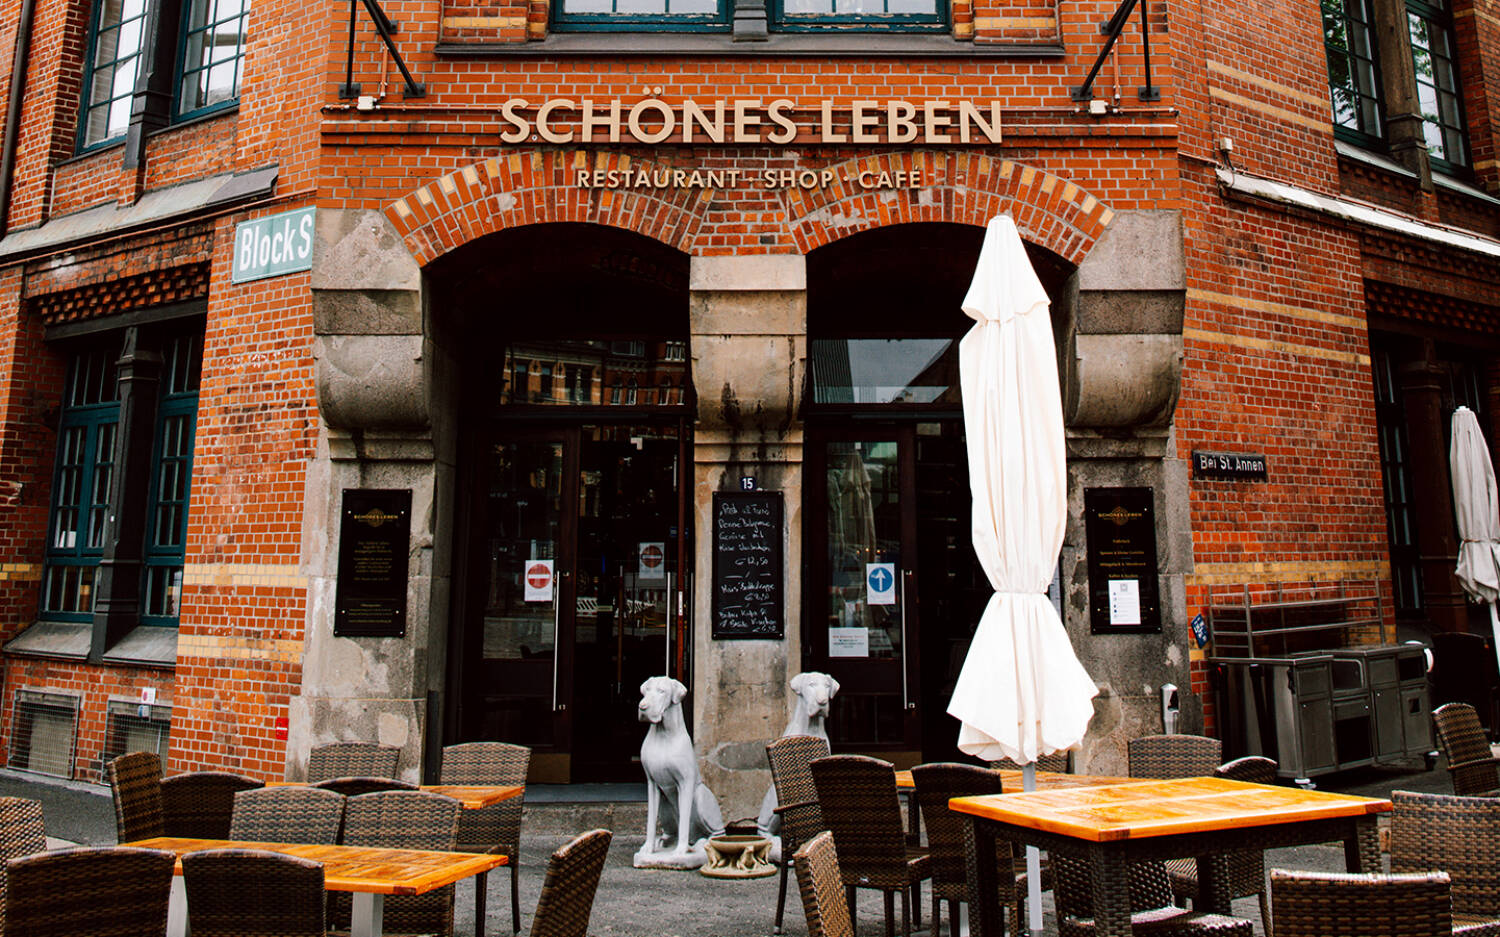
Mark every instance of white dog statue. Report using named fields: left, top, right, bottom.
left=635, top=676, right=725, bottom=869
left=756, top=671, right=840, bottom=838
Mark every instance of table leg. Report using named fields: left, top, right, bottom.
left=475, top=870, right=488, bottom=937
left=1088, top=847, right=1133, bottom=937
left=1194, top=853, right=1233, bottom=915
left=352, top=892, right=385, bottom=937
left=962, top=819, right=1004, bottom=937
left=167, top=875, right=190, bottom=937
left=1344, top=815, right=1380, bottom=873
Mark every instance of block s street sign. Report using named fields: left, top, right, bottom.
left=232, top=207, right=315, bottom=283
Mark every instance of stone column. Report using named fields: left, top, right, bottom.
left=294, top=209, right=455, bottom=782
left=688, top=254, right=805, bottom=821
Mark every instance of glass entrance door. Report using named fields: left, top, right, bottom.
left=461, top=422, right=688, bottom=783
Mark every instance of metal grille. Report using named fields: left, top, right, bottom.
left=102, top=699, right=171, bottom=774
left=8, top=690, right=80, bottom=779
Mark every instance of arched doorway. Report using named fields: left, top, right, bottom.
left=433, top=224, right=693, bottom=783
left=802, top=222, right=1073, bottom=766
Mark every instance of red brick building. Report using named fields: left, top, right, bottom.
left=0, top=0, right=1494, bottom=808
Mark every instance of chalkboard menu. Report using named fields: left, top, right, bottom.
left=712, top=491, right=783, bottom=640
left=1084, top=487, right=1161, bottom=635
left=334, top=488, right=412, bottom=637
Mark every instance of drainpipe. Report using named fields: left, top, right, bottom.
left=0, top=0, right=38, bottom=236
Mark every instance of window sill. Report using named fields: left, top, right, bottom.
left=101, top=625, right=178, bottom=670
left=2, top=620, right=90, bottom=661
left=436, top=33, right=1062, bottom=57
left=1335, top=140, right=1500, bottom=208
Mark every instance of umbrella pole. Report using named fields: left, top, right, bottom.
left=1023, top=763, right=1043, bottom=933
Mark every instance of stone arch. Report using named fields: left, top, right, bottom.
left=384, top=151, right=712, bottom=267
left=382, top=149, right=1116, bottom=267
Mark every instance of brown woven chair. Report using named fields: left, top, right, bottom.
left=1391, top=790, right=1500, bottom=936
left=1166, top=756, right=1277, bottom=930
left=989, top=750, right=1072, bottom=773
left=0, top=795, right=46, bottom=933
left=335, top=790, right=462, bottom=937
left=307, top=743, right=402, bottom=782
left=312, top=776, right=419, bottom=798
left=1432, top=703, right=1500, bottom=797
left=792, top=831, right=855, bottom=937
left=528, top=828, right=612, bottom=937
left=183, top=847, right=326, bottom=937
left=1053, top=853, right=1254, bottom=936
left=441, top=742, right=530, bottom=934
left=1269, top=869, right=1454, bottom=937
left=105, top=751, right=165, bottom=843
left=810, top=754, right=930, bottom=937
left=231, top=786, right=346, bottom=845
left=766, top=734, right=830, bottom=936
left=5, top=845, right=175, bottom=937
left=913, top=762, right=1042, bottom=937
left=161, top=770, right=263, bottom=839
left=1128, top=735, right=1223, bottom=780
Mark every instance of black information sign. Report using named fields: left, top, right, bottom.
left=1084, top=487, right=1161, bottom=635
left=1192, top=450, right=1268, bottom=480
left=712, top=490, right=783, bottom=640
left=334, top=488, right=412, bottom=637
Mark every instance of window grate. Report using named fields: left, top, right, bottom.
left=102, top=699, right=171, bottom=775
left=8, top=691, right=80, bottom=779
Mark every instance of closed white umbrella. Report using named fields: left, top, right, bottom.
left=947, top=215, right=1099, bottom=931
left=1449, top=406, right=1500, bottom=670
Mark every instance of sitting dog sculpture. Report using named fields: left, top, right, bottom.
left=757, top=671, right=840, bottom=836
left=636, top=676, right=725, bottom=868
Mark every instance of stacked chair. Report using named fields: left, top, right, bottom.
left=766, top=734, right=830, bottom=935
left=441, top=741, right=531, bottom=934
left=1431, top=703, right=1500, bottom=797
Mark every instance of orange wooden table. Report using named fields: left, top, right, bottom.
left=131, top=836, right=508, bottom=937
left=894, top=768, right=1133, bottom=790
left=949, top=776, right=1391, bottom=937
left=264, top=781, right=523, bottom=810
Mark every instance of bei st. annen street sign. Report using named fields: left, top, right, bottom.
left=232, top=207, right=315, bottom=284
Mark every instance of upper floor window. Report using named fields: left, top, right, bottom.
left=1323, top=0, right=1384, bottom=146
left=1407, top=0, right=1470, bottom=170
left=774, top=0, right=945, bottom=30
left=80, top=0, right=248, bottom=150
left=554, top=0, right=728, bottom=31
left=553, top=0, right=944, bottom=30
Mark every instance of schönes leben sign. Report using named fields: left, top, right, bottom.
left=232, top=207, right=315, bottom=284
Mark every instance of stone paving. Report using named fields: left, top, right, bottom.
left=0, top=756, right=1452, bottom=937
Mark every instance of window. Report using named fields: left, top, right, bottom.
left=553, top=0, right=729, bottom=31
left=41, top=323, right=203, bottom=630
left=773, top=0, right=945, bottom=30
left=1323, top=0, right=1384, bottom=146
left=177, top=0, right=249, bottom=119
left=79, top=0, right=247, bottom=150
left=1407, top=0, right=1470, bottom=170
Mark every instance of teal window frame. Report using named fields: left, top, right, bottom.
left=551, top=0, right=731, bottom=32
left=140, top=332, right=201, bottom=627
left=78, top=0, right=150, bottom=151
left=771, top=0, right=947, bottom=32
left=1323, top=0, right=1385, bottom=150
left=174, top=0, right=249, bottom=122
left=1407, top=0, right=1471, bottom=173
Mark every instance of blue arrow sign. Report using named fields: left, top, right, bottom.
left=867, top=563, right=896, bottom=605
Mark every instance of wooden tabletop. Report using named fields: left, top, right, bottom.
left=263, top=782, right=523, bottom=809
left=948, top=775, right=1392, bottom=843
left=894, top=769, right=1134, bottom=791
left=126, top=837, right=508, bottom=895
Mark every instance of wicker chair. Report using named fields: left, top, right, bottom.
left=1269, top=869, right=1454, bottom=937
left=913, top=762, right=1040, bottom=937
left=1053, top=853, right=1255, bottom=936
left=1127, top=735, right=1223, bottom=780
left=335, top=790, right=462, bottom=937
left=1166, top=756, right=1277, bottom=930
left=312, top=776, right=419, bottom=798
left=1391, top=790, right=1500, bottom=936
left=528, top=829, right=612, bottom=937
left=105, top=751, right=165, bottom=843
left=441, top=742, right=530, bottom=934
left=306, top=742, right=401, bottom=782
left=182, top=847, right=326, bottom=937
left=810, top=754, right=930, bottom=937
left=766, top=734, right=830, bottom=936
left=989, top=750, right=1072, bottom=773
left=4, top=845, right=175, bottom=937
left=0, top=795, right=46, bottom=933
left=230, top=786, right=346, bottom=845
left=792, top=831, right=855, bottom=937
left=161, top=770, right=263, bottom=839
left=1432, top=703, right=1500, bottom=797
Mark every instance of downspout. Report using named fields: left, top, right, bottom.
left=0, top=0, right=38, bottom=236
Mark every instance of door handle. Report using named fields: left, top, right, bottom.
left=901, top=569, right=915, bottom=711
left=552, top=569, right=569, bottom=712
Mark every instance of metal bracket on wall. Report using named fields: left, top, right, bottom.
left=1069, top=0, right=1159, bottom=103
left=339, top=0, right=427, bottom=100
